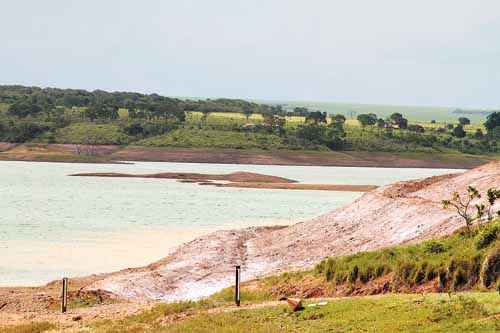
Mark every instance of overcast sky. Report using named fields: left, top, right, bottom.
left=1, top=0, right=499, bottom=108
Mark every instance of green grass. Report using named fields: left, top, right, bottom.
left=186, top=111, right=307, bottom=127
left=73, top=293, right=500, bottom=333
left=164, top=293, right=500, bottom=333
left=0, top=103, right=8, bottom=114
left=54, top=123, right=132, bottom=145
left=136, top=128, right=297, bottom=150
left=315, top=221, right=500, bottom=291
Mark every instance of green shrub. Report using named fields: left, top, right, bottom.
left=359, top=266, right=375, bottom=283
left=438, top=269, right=448, bottom=289
left=396, top=262, right=416, bottom=283
left=425, top=265, right=437, bottom=282
left=375, top=264, right=387, bottom=278
left=348, top=265, right=359, bottom=284
left=424, top=240, right=446, bottom=254
left=476, top=223, right=500, bottom=250
left=324, top=258, right=335, bottom=281
left=480, top=245, right=500, bottom=288
left=414, top=262, right=428, bottom=284
left=452, top=268, right=468, bottom=290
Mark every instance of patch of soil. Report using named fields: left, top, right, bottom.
left=0, top=142, right=17, bottom=152
left=217, top=182, right=377, bottom=192
left=70, top=171, right=297, bottom=183
left=70, top=171, right=378, bottom=192
left=382, top=173, right=458, bottom=199
left=111, top=146, right=491, bottom=169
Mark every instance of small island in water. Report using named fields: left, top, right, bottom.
left=70, top=171, right=379, bottom=192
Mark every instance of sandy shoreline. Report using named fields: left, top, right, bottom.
left=0, top=219, right=295, bottom=288
left=0, top=143, right=495, bottom=169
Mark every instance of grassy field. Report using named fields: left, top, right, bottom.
left=54, top=123, right=133, bottom=145
left=160, top=293, right=500, bottom=333
left=136, top=128, right=307, bottom=150
left=186, top=111, right=306, bottom=127
left=259, top=99, right=492, bottom=123
left=185, top=112, right=486, bottom=131
left=7, top=293, right=497, bottom=333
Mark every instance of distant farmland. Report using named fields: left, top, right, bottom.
left=253, top=99, right=494, bottom=123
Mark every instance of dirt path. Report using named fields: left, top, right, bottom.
left=0, top=301, right=153, bottom=327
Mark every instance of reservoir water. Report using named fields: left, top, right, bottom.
left=0, top=161, right=460, bottom=286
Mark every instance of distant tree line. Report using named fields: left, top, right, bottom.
left=0, top=85, right=498, bottom=154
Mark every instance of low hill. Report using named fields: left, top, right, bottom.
left=85, top=162, right=500, bottom=301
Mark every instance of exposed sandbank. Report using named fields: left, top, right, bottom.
left=69, top=171, right=377, bottom=192
left=69, top=171, right=296, bottom=183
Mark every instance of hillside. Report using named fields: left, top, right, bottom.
left=1, top=85, right=499, bottom=159
left=2, top=222, right=499, bottom=331
left=85, top=161, right=500, bottom=301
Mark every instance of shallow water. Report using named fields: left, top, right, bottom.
left=0, top=161, right=460, bottom=286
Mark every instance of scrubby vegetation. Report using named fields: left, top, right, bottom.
left=314, top=220, right=500, bottom=293
left=0, top=85, right=499, bottom=157
left=442, top=186, right=500, bottom=232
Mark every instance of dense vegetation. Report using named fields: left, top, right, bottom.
left=314, top=220, right=500, bottom=293
left=0, top=85, right=499, bottom=155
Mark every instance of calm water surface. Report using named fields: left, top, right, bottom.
left=0, top=161, right=460, bottom=286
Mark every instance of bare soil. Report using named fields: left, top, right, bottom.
left=70, top=171, right=296, bottom=183
left=214, top=182, right=377, bottom=192
left=70, top=171, right=377, bottom=192
left=0, top=143, right=495, bottom=168
left=111, top=147, right=492, bottom=169
left=84, top=161, right=499, bottom=302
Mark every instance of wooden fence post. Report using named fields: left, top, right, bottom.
left=61, top=277, right=68, bottom=313
left=235, top=265, right=241, bottom=307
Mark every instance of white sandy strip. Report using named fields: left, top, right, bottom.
left=0, top=219, right=294, bottom=287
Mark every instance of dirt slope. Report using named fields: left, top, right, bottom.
left=86, top=162, right=500, bottom=301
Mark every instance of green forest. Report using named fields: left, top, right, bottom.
left=0, top=85, right=499, bottom=155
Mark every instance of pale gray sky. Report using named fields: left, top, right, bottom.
left=1, top=0, right=500, bottom=108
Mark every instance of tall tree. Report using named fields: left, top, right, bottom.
left=389, top=113, right=408, bottom=129
left=458, top=117, right=471, bottom=126
left=357, top=113, right=377, bottom=127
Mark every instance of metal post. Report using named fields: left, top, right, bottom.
left=61, top=277, right=68, bottom=313
left=235, top=265, right=241, bottom=307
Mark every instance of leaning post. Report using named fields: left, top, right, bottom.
left=61, top=277, right=68, bottom=313
left=235, top=265, right=241, bottom=307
